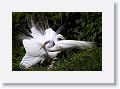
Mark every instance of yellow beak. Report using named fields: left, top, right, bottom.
left=40, top=43, right=45, bottom=50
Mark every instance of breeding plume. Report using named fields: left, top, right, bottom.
left=20, top=19, right=94, bottom=69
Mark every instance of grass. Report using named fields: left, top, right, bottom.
left=12, top=46, right=102, bottom=71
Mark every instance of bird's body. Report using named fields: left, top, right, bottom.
left=20, top=19, right=95, bottom=69
left=21, top=38, right=47, bottom=68
left=20, top=26, right=63, bottom=68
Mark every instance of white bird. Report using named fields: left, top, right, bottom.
left=20, top=19, right=95, bottom=69
left=20, top=19, right=65, bottom=68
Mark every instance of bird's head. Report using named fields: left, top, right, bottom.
left=40, top=34, right=65, bottom=50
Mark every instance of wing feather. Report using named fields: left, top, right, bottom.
left=21, top=38, right=47, bottom=68
left=20, top=53, right=46, bottom=68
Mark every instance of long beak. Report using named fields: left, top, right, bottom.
left=40, top=40, right=53, bottom=50
left=40, top=43, right=46, bottom=50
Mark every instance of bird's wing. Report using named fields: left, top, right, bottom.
left=30, top=26, right=42, bottom=38
left=47, top=40, right=95, bottom=52
left=45, top=28, right=57, bottom=41
left=29, top=18, right=45, bottom=38
left=20, top=53, right=46, bottom=68
left=21, top=38, right=47, bottom=68
left=23, top=38, right=46, bottom=56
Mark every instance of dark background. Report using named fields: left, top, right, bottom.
left=12, top=12, right=102, bottom=71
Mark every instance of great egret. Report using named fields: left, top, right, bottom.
left=20, top=19, right=95, bottom=69
left=20, top=19, right=65, bottom=68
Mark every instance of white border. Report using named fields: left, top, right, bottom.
left=0, top=0, right=114, bottom=83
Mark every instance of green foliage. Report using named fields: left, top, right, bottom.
left=12, top=12, right=102, bottom=71
left=53, top=47, right=102, bottom=71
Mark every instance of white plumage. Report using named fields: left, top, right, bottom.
left=20, top=19, right=94, bottom=69
left=47, top=40, right=94, bottom=52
